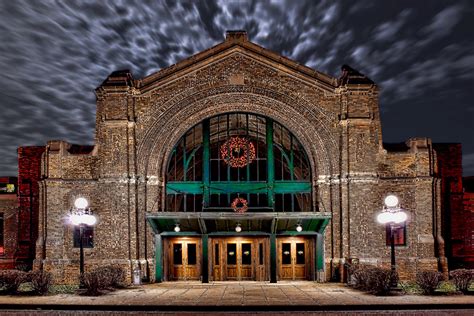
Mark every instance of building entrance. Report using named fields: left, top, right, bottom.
left=278, top=237, right=311, bottom=280
left=165, top=237, right=201, bottom=281
left=211, top=237, right=268, bottom=281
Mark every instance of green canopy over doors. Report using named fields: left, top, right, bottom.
left=146, top=212, right=331, bottom=236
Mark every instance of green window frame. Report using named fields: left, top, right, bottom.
left=166, top=113, right=312, bottom=212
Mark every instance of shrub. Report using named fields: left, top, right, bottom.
left=104, top=266, right=126, bottom=288
left=81, top=265, right=128, bottom=296
left=29, top=270, right=52, bottom=295
left=349, top=265, right=395, bottom=295
left=0, top=270, right=28, bottom=294
left=450, top=269, right=474, bottom=294
left=416, top=271, right=444, bottom=295
left=81, top=270, right=103, bottom=296
left=94, top=265, right=127, bottom=289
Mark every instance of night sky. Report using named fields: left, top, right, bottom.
left=0, top=0, right=473, bottom=176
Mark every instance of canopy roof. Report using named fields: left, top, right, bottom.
left=146, top=212, right=331, bottom=236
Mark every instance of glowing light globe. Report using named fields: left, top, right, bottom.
left=74, top=197, right=89, bottom=209
left=384, top=195, right=399, bottom=208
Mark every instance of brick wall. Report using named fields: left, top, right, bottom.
left=432, top=143, right=466, bottom=269
left=461, top=177, right=474, bottom=268
left=17, top=146, right=45, bottom=268
left=0, top=177, right=18, bottom=269
left=36, top=31, right=443, bottom=283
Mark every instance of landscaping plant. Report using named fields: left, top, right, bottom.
left=0, top=270, right=28, bottom=294
left=29, top=270, right=53, bottom=295
left=416, top=270, right=444, bottom=295
left=348, top=265, right=396, bottom=295
left=449, top=269, right=474, bottom=294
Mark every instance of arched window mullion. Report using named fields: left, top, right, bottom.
left=202, top=119, right=210, bottom=208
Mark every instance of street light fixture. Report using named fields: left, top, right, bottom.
left=377, top=194, right=407, bottom=289
left=69, top=197, right=96, bottom=287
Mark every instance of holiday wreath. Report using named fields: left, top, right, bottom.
left=231, top=197, right=248, bottom=213
left=220, top=136, right=256, bottom=168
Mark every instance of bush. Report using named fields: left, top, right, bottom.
left=93, top=266, right=127, bottom=289
left=81, top=270, right=103, bottom=296
left=450, top=269, right=474, bottom=294
left=349, top=265, right=396, bottom=295
left=29, top=270, right=52, bottom=295
left=104, top=266, right=126, bottom=288
left=81, top=265, right=127, bottom=296
left=0, top=270, right=28, bottom=294
left=416, top=271, right=444, bottom=295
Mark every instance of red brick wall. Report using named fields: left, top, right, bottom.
left=17, top=146, right=45, bottom=267
left=461, top=180, right=474, bottom=268
left=433, top=143, right=466, bottom=268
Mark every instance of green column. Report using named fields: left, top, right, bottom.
left=155, top=234, right=163, bottom=283
left=316, top=233, right=324, bottom=280
left=270, top=233, right=277, bottom=283
left=202, top=234, right=209, bottom=283
left=203, top=119, right=210, bottom=207
left=266, top=119, right=274, bottom=207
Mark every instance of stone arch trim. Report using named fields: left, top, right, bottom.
left=137, top=85, right=338, bottom=181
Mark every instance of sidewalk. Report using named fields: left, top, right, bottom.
left=0, top=281, right=472, bottom=311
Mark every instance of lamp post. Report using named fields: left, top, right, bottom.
left=377, top=195, right=407, bottom=289
left=69, top=197, right=96, bottom=287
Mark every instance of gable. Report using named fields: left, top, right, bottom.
left=136, top=31, right=338, bottom=93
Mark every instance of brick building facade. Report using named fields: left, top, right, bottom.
left=3, top=31, right=472, bottom=283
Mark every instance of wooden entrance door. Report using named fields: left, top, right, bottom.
left=211, top=238, right=268, bottom=281
left=278, top=238, right=308, bottom=280
left=168, top=238, right=201, bottom=280
left=226, top=241, right=253, bottom=280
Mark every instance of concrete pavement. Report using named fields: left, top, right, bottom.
left=0, top=281, right=473, bottom=314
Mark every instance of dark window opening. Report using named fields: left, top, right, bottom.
left=214, top=243, right=219, bottom=266
left=241, top=243, right=252, bottom=265
left=296, top=243, right=305, bottom=264
left=259, top=243, right=264, bottom=265
left=386, top=223, right=407, bottom=246
left=282, top=243, right=291, bottom=264
left=173, top=244, right=183, bottom=265
left=227, top=243, right=237, bottom=265
left=187, top=243, right=197, bottom=265
left=73, top=225, right=94, bottom=248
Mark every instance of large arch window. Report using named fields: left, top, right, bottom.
left=166, top=113, right=312, bottom=212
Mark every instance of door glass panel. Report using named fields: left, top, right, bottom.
left=296, top=242, right=305, bottom=264
left=259, top=243, right=264, bottom=265
left=173, top=243, right=182, bottom=265
left=187, top=243, right=197, bottom=265
left=282, top=243, right=291, bottom=264
left=241, top=243, right=252, bottom=265
left=214, top=243, right=220, bottom=265
left=227, top=243, right=237, bottom=265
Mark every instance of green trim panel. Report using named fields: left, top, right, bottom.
left=166, top=181, right=311, bottom=195
left=155, top=235, right=163, bottom=282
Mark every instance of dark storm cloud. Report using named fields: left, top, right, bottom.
left=0, top=0, right=473, bottom=176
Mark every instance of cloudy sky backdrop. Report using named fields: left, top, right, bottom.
left=0, top=0, right=473, bottom=176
